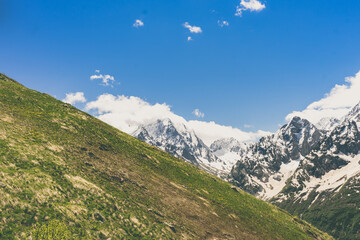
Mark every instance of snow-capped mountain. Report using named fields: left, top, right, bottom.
left=131, top=101, right=360, bottom=239
left=210, top=138, right=247, bottom=172
left=315, top=117, right=341, bottom=131
left=132, top=118, right=233, bottom=176
left=230, top=116, right=324, bottom=199
left=270, top=101, right=360, bottom=239
left=273, top=101, right=360, bottom=202
left=345, top=100, right=360, bottom=124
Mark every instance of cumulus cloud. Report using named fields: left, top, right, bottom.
left=183, top=22, right=202, bottom=33
left=286, top=70, right=360, bottom=124
left=85, top=94, right=270, bottom=145
left=85, top=94, right=186, bottom=134
left=218, top=20, right=229, bottom=27
left=235, top=0, right=266, bottom=16
left=90, top=70, right=115, bottom=87
left=62, top=92, right=86, bottom=105
left=193, top=109, right=204, bottom=118
left=187, top=36, right=193, bottom=41
left=133, top=19, right=144, bottom=28
left=187, top=120, right=270, bottom=146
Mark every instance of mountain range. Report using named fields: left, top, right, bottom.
left=272, top=101, right=360, bottom=239
left=132, top=118, right=225, bottom=176
left=230, top=116, right=323, bottom=199
left=2, top=72, right=358, bottom=239
left=132, top=118, right=250, bottom=179
left=129, top=96, right=360, bottom=239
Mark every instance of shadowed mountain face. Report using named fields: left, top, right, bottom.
left=230, top=117, right=324, bottom=199
left=226, top=103, right=360, bottom=239
left=0, top=73, right=332, bottom=239
left=271, top=102, right=360, bottom=240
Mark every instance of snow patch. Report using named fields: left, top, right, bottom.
left=300, top=153, right=360, bottom=200
left=257, top=159, right=301, bottom=200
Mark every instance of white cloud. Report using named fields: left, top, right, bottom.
left=85, top=94, right=270, bottom=145
left=235, top=0, right=266, bottom=16
left=193, top=109, right=204, bottom=118
left=62, top=92, right=86, bottom=105
left=187, top=120, right=270, bottom=146
left=133, top=19, right=144, bottom=28
left=286, top=70, right=360, bottom=124
left=90, top=70, right=115, bottom=86
left=85, top=94, right=185, bottom=134
left=218, top=20, right=229, bottom=27
left=187, top=36, right=193, bottom=41
left=244, top=124, right=254, bottom=129
left=183, top=22, right=202, bottom=33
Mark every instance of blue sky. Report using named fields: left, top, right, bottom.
left=2, top=0, right=360, bottom=132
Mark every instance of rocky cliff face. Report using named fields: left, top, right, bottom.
left=271, top=102, right=360, bottom=240
left=230, top=117, right=324, bottom=199
left=273, top=102, right=360, bottom=199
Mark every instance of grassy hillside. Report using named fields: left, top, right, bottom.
left=0, top=73, right=333, bottom=239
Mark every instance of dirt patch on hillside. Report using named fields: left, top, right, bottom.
left=65, top=175, right=103, bottom=195
left=0, top=114, right=13, bottom=123
left=47, top=143, right=64, bottom=152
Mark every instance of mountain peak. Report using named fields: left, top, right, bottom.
left=132, top=117, right=227, bottom=173
left=276, top=116, right=319, bottom=145
left=277, top=116, right=314, bottom=137
left=286, top=116, right=311, bottom=129
left=345, top=100, right=360, bottom=123
left=159, top=117, right=173, bottom=125
left=290, top=115, right=302, bottom=122
left=231, top=114, right=323, bottom=199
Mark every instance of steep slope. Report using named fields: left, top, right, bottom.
left=0, top=73, right=332, bottom=239
left=133, top=119, right=230, bottom=176
left=230, top=117, right=324, bottom=199
left=272, top=101, right=360, bottom=240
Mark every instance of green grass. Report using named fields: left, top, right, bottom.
left=0, top=73, right=333, bottom=239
